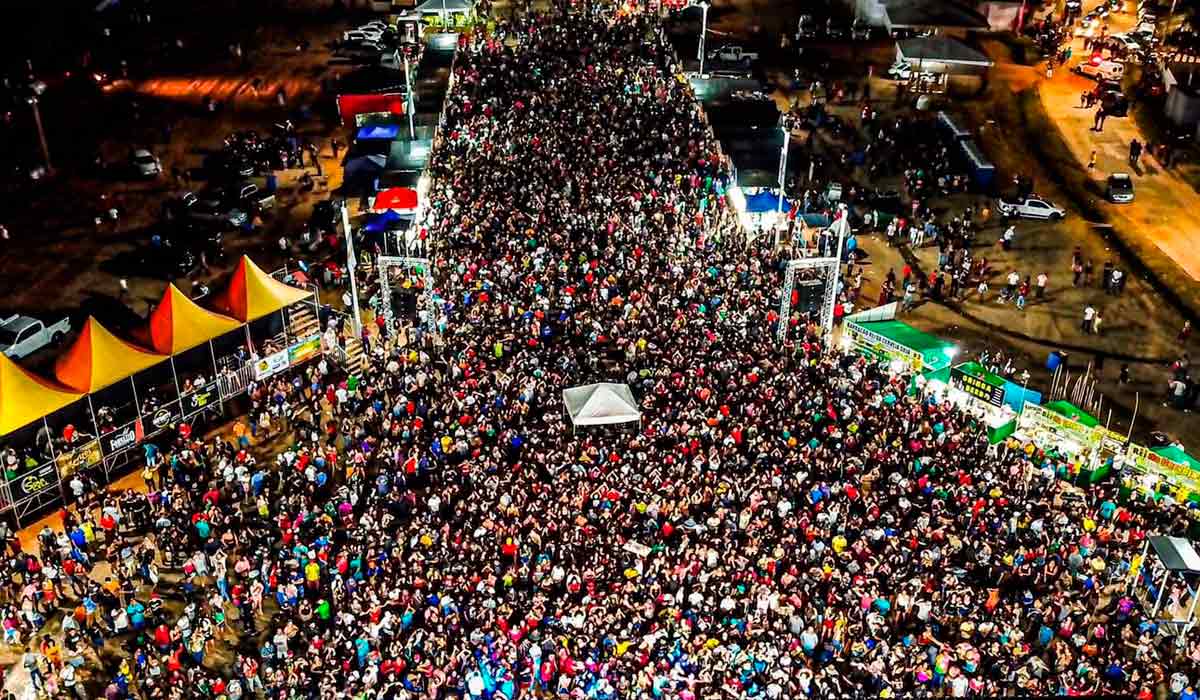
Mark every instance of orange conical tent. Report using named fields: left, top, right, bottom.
left=132, top=284, right=241, bottom=354
left=210, top=256, right=312, bottom=322
left=0, top=355, right=81, bottom=435
left=55, top=317, right=167, bottom=394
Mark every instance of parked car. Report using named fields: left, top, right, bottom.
left=886, top=59, right=912, bottom=79
left=1099, top=88, right=1130, bottom=116
left=130, top=148, right=162, bottom=178
left=795, top=14, right=818, bottom=40
left=187, top=189, right=250, bottom=229
left=202, top=151, right=255, bottom=180
left=997, top=196, right=1066, bottom=220
left=1076, top=57, right=1125, bottom=82
left=1106, top=173, right=1135, bottom=202
left=158, top=220, right=225, bottom=257
left=344, top=28, right=384, bottom=43
left=708, top=45, right=759, bottom=65
left=0, top=314, right=69, bottom=359
left=136, top=238, right=198, bottom=279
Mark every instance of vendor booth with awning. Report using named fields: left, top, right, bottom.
left=0, top=255, right=326, bottom=526
left=844, top=319, right=958, bottom=374
left=920, top=362, right=1019, bottom=444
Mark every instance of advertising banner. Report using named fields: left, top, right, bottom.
left=55, top=440, right=102, bottom=479
left=950, top=366, right=1005, bottom=408
left=253, top=349, right=291, bottom=381
left=142, top=401, right=181, bottom=438
left=100, top=421, right=142, bottom=457
left=288, top=335, right=321, bottom=365
left=9, top=462, right=59, bottom=503
left=181, top=381, right=219, bottom=416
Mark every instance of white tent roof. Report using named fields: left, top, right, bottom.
left=563, top=383, right=641, bottom=427
left=415, top=0, right=473, bottom=13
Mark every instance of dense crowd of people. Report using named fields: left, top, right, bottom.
left=3, top=8, right=1200, bottom=700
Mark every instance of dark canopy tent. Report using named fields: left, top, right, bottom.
left=896, top=37, right=994, bottom=75
left=745, top=191, right=792, bottom=213
left=1150, top=536, right=1200, bottom=573
left=364, top=209, right=410, bottom=233
left=335, top=67, right=411, bottom=95
left=885, top=0, right=990, bottom=31
left=342, top=154, right=388, bottom=193
left=357, top=124, right=401, bottom=140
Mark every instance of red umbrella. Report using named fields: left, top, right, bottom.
left=370, top=187, right=419, bottom=212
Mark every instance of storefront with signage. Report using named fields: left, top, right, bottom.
left=1123, top=444, right=1200, bottom=505
left=1013, top=400, right=1124, bottom=483
left=921, top=362, right=1017, bottom=443
left=845, top=319, right=958, bottom=375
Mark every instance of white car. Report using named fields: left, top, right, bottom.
left=344, top=29, right=384, bottom=43
left=1108, top=34, right=1143, bottom=52
left=131, top=149, right=162, bottom=177
left=1077, top=57, right=1125, bottom=81
left=997, top=196, right=1066, bottom=220
left=886, top=59, right=912, bottom=79
left=0, top=315, right=70, bottom=359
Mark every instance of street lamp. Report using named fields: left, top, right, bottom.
left=340, top=201, right=363, bottom=335
left=403, top=50, right=416, bottom=140
left=774, top=124, right=789, bottom=249
left=27, top=96, right=52, bottom=176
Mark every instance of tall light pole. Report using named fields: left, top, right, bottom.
left=341, top=201, right=363, bottom=335
left=696, top=1, right=709, bottom=76
left=403, top=50, right=416, bottom=140
left=774, top=124, right=789, bottom=249
left=27, top=95, right=52, bottom=176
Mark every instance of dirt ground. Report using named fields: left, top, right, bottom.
left=692, top=8, right=1200, bottom=442
left=0, top=1, right=360, bottom=374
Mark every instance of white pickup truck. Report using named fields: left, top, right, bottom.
left=708, top=45, right=759, bottom=65
left=0, top=315, right=70, bottom=359
left=997, top=196, right=1066, bottom=220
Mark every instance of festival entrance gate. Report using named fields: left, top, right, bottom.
left=376, top=255, right=436, bottom=335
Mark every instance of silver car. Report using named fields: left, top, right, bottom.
left=131, top=149, right=162, bottom=178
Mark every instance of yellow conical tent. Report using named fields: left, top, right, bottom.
left=55, top=317, right=168, bottom=394
left=0, top=355, right=82, bottom=435
left=210, top=256, right=313, bottom=322
left=132, top=284, right=241, bottom=354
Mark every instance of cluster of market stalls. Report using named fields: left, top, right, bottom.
left=0, top=257, right=328, bottom=526
left=335, top=31, right=455, bottom=255
left=843, top=308, right=1200, bottom=509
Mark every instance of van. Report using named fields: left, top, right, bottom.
left=1077, top=58, right=1125, bottom=82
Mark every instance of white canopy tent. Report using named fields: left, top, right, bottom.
left=1131, top=535, right=1200, bottom=635
left=563, top=383, right=641, bottom=430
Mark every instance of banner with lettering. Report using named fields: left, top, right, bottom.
left=8, top=462, right=60, bottom=503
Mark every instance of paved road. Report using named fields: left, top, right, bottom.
left=1038, top=3, right=1200, bottom=282
left=1040, top=73, right=1200, bottom=281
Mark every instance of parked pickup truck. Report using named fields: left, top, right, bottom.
left=0, top=314, right=70, bottom=359
left=708, top=45, right=759, bottom=65
left=996, top=196, right=1066, bottom=220
left=181, top=182, right=274, bottom=229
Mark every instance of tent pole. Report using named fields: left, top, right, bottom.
left=1152, top=568, right=1170, bottom=618
left=281, top=308, right=292, bottom=348
left=42, top=416, right=67, bottom=509
left=169, top=356, right=182, bottom=398
left=130, top=376, right=143, bottom=427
